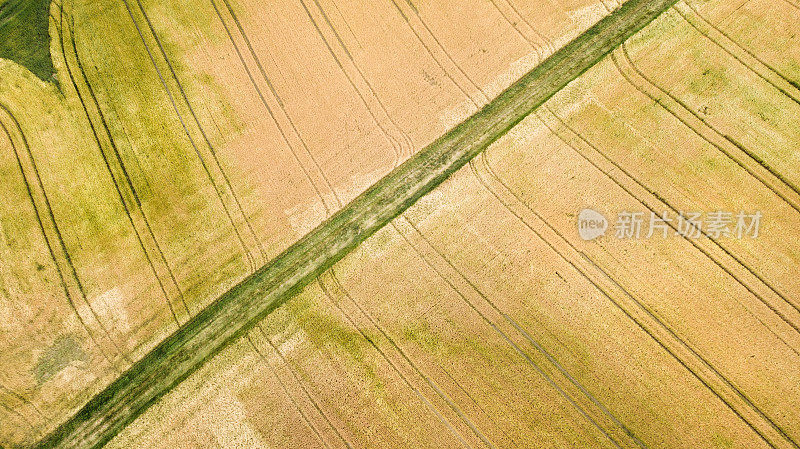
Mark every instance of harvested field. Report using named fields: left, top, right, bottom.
left=1, top=0, right=799, bottom=448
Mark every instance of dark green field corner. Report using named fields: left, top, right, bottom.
left=0, top=0, right=55, bottom=82
left=33, top=0, right=680, bottom=447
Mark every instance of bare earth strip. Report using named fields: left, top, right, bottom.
left=35, top=0, right=679, bottom=447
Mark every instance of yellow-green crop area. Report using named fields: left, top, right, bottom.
left=2, top=0, right=799, bottom=448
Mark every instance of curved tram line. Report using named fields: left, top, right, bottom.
left=0, top=101, right=126, bottom=372
left=209, top=0, right=562, bottom=444
left=119, top=0, right=264, bottom=272
left=465, top=1, right=799, bottom=448
left=52, top=1, right=190, bottom=329
left=356, top=1, right=650, bottom=446
left=296, top=1, right=636, bottom=446
left=209, top=0, right=339, bottom=213
left=210, top=0, right=497, bottom=445
left=610, top=45, right=800, bottom=323
left=0, top=379, right=46, bottom=433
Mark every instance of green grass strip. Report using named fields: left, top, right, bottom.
left=36, top=0, right=679, bottom=447
left=0, top=0, right=55, bottom=82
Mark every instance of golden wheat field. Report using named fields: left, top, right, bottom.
left=0, top=0, right=798, bottom=448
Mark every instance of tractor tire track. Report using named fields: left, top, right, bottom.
left=299, top=0, right=414, bottom=161
left=316, top=274, right=475, bottom=449
left=393, top=215, right=639, bottom=449
left=254, top=326, right=354, bottom=448
left=54, top=1, right=189, bottom=327
left=0, top=383, right=44, bottom=424
left=212, top=2, right=442, bottom=443
left=385, top=0, right=486, bottom=107
left=491, top=10, right=800, bottom=439
left=246, top=330, right=351, bottom=449
left=208, top=1, right=360, bottom=442
left=782, top=0, right=800, bottom=10
left=260, top=0, right=491, bottom=441
left=129, top=0, right=265, bottom=264
left=0, top=100, right=124, bottom=371
left=201, top=4, right=344, bottom=439
left=158, top=0, right=337, bottom=432
left=612, top=44, right=800, bottom=214
left=246, top=334, right=332, bottom=449
left=439, top=368, right=519, bottom=449
left=0, top=383, right=43, bottom=432
left=303, top=1, right=508, bottom=442
left=373, top=1, right=650, bottom=445
left=319, top=270, right=486, bottom=449
left=535, top=106, right=800, bottom=355
left=35, top=2, right=683, bottom=446
left=119, top=0, right=262, bottom=272
left=0, top=400, right=33, bottom=431
left=487, top=0, right=554, bottom=62
left=396, top=4, right=643, bottom=446
left=676, top=1, right=800, bottom=106
left=611, top=45, right=800, bottom=313
left=471, top=145, right=796, bottom=449
left=209, top=0, right=337, bottom=213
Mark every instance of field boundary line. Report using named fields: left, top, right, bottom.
left=35, top=1, right=681, bottom=446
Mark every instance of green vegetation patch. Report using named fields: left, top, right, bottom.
left=32, top=334, right=88, bottom=385
left=0, top=0, right=55, bottom=82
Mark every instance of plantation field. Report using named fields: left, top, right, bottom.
left=0, top=0, right=630, bottom=447
left=93, top=0, right=800, bottom=448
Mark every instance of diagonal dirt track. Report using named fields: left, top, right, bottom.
left=36, top=0, right=679, bottom=447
